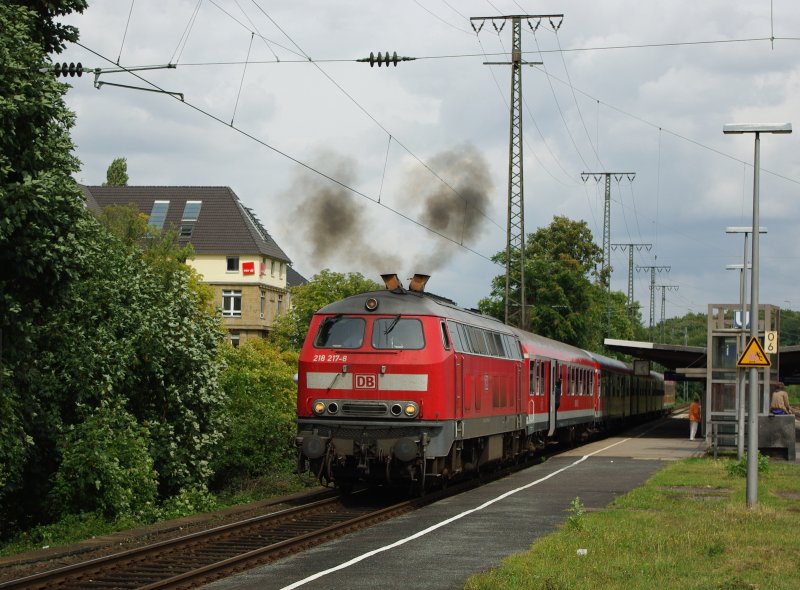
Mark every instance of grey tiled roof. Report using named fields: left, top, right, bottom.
left=286, top=265, right=308, bottom=287
left=81, top=185, right=291, bottom=263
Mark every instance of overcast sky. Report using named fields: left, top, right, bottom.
left=59, top=1, right=800, bottom=325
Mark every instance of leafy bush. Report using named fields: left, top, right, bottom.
left=155, top=484, right=218, bottom=521
left=211, top=340, right=299, bottom=487
left=725, top=452, right=770, bottom=477
left=49, top=399, right=157, bottom=519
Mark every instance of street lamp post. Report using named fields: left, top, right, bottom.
left=723, top=123, right=791, bottom=507
left=726, top=227, right=766, bottom=461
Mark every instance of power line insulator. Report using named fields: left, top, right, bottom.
left=358, top=51, right=415, bottom=67
left=53, top=62, right=83, bottom=77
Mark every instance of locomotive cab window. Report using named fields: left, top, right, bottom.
left=314, top=316, right=365, bottom=348
left=372, top=317, right=424, bottom=349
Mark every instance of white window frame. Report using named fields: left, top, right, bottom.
left=222, top=289, right=242, bottom=317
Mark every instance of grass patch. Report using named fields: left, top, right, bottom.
left=465, top=458, right=800, bottom=590
left=0, top=471, right=317, bottom=558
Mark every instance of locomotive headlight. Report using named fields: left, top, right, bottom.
left=403, top=402, right=419, bottom=417
left=313, top=401, right=326, bottom=415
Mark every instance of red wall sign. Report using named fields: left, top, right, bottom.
left=242, top=261, right=255, bottom=275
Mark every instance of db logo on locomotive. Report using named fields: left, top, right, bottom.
left=354, top=374, right=378, bottom=389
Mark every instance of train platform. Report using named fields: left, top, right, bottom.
left=203, top=414, right=719, bottom=590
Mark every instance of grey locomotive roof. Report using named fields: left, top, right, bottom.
left=319, top=289, right=638, bottom=369
left=318, top=289, right=510, bottom=333
left=81, top=185, right=291, bottom=263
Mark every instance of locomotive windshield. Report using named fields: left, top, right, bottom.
left=372, top=317, right=424, bottom=349
left=314, top=315, right=365, bottom=348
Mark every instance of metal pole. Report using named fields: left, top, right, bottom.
left=737, top=234, right=748, bottom=460
left=746, top=133, right=760, bottom=508
left=723, top=121, right=791, bottom=507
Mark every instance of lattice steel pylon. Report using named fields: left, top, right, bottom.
left=611, top=242, right=652, bottom=316
left=472, top=13, right=563, bottom=329
left=581, top=173, right=636, bottom=287
left=654, top=284, right=679, bottom=341
left=581, top=172, right=635, bottom=332
left=636, top=264, right=671, bottom=333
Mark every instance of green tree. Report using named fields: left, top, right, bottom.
left=270, top=269, right=382, bottom=350
left=0, top=1, right=87, bottom=355
left=212, top=340, right=299, bottom=486
left=0, top=0, right=228, bottom=535
left=10, top=221, right=225, bottom=521
left=98, top=203, right=148, bottom=245
left=479, top=216, right=638, bottom=352
left=0, top=0, right=88, bottom=531
left=103, top=157, right=129, bottom=186
left=97, top=203, right=214, bottom=311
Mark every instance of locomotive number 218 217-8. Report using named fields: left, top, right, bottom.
left=312, top=354, right=348, bottom=362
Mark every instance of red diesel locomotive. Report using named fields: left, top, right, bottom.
left=295, top=274, right=664, bottom=492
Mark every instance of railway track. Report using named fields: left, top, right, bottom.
left=0, top=431, right=614, bottom=590
left=0, top=492, right=421, bottom=590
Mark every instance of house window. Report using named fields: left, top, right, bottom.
left=270, top=260, right=276, bottom=277
left=230, top=331, right=240, bottom=347
left=179, top=224, right=193, bottom=238
left=260, top=291, right=265, bottom=319
left=148, top=200, right=169, bottom=229
left=277, top=294, right=284, bottom=315
left=222, top=290, right=242, bottom=317
left=181, top=200, right=202, bottom=222
left=279, top=262, right=284, bottom=279
left=227, top=256, right=239, bottom=272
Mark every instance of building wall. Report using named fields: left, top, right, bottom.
left=189, top=254, right=290, bottom=346
left=191, top=254, right=287, bottom=291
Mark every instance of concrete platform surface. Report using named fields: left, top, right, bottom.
left=203, top=416, right=706, bottom=590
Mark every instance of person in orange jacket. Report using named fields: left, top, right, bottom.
left=688, top=394, right=701, bottom=440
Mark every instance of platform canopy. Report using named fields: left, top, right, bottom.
left=604, top=339, right=800, bottom=385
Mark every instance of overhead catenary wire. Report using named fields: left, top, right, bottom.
left=230, top=32, right=255, bottom=126
left=473, top=31, right=577, bottom=188
left=75, top=41, right=500, bottom=267
left=252, top=2, right=505, bottom=233
left=233, top=0, right=282, bottom=61
left=75, top=2, right=800, bottom=317
left=169, top=0, right=203, bottom=65
left=117, top=0, right=136, bottom=65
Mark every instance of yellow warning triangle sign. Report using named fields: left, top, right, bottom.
left=737, top=336, right=772, bottom=368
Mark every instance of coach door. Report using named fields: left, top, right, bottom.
left=548, top=362, right=560, bottom=436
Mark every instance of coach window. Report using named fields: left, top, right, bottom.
left=468, top=326, right=488, bottom=355
left=487, top=332, right=504, bottom=357
left=372, top=318, right=424, bottom=350
left=314, top=316, right=365, bottom=349
left=440, top=322, right=451, bottom=351
left=455, top=323, right=471, bottom=353
left=447, top=321, right=464, bottom=352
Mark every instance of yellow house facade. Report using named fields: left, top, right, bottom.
left=82, top=185, right=304, bottom=345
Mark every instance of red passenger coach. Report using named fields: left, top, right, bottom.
left=295, top=274, right=664, bottom=493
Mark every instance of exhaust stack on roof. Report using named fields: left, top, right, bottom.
left=381, top=273, right=403, bottom=291
left=408, top=274, right=430, bottom=293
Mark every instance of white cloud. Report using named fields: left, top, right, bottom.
left=60, top=0, right=800, bottom=316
